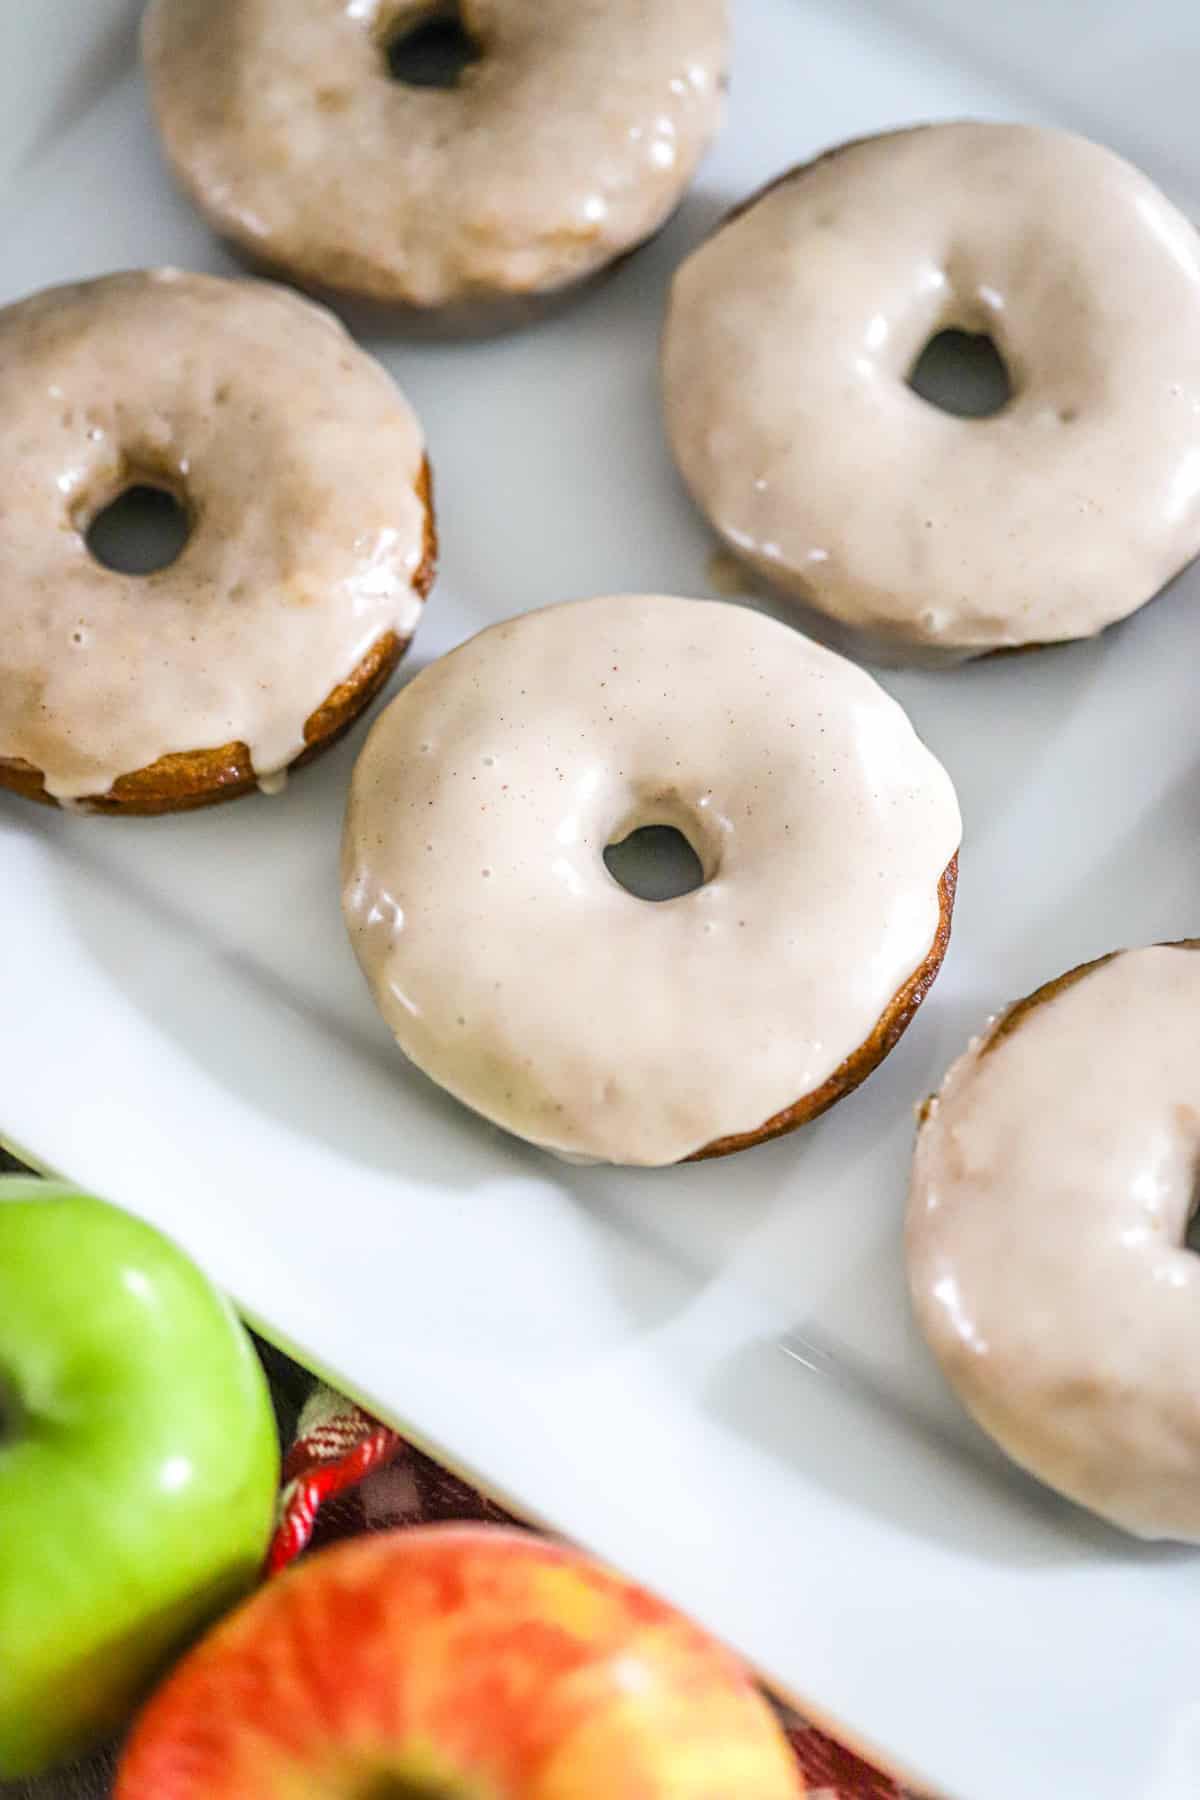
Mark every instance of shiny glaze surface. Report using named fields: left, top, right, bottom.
left=343, top=594, right=961, bottom=1166
left=662, top=123, right=1200, bottom=658
left=908, top=946, right=1200, bottom=1540
left=0, top=270, right=429, bottom=802
left=10, top=4, right=1200, bottom=1794
left=143, top=0, right=729, bottom=309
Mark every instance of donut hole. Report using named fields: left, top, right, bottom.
left=907, top=329, right=1012, bottom=419
left=604, top=825, right=705, bottom=903
left=86, top=484, right=191, bottom=576
left=383, top=4, right=482, bottom=89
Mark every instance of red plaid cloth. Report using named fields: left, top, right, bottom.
left=270, top=1385, right=929, bottom=1800
left=2, top=1375, right=928, bottom=1799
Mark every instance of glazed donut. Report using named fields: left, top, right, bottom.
left=0, top=270, right=435, bottom=813
left=662, top=123, right=1200, bottom=661
left=342, top=594, right=961, bottom=1166
left=142, top=0, right=728, bottom=319
left=908, top=943, right=1200, bottom=1540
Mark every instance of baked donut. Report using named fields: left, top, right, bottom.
left=662, top=123, right=1200, bottom=661
left=0, top=270, right=435, bottom=813
left=142, top=0, right=728, bottom=320
left=908, top=943, right=1200, bottom=1540
left=342, top=594, right=961, bottom=1166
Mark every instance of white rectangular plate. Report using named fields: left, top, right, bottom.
left=5, top=4, right=1200, bottom=1796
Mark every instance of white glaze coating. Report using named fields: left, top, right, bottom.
left=0, top=270, right=430, bottom=803
left=343, top=594, right=961, bottom=1166
left=662, top=123, right=1200, bottom=658
left=908, top=946, right=1200, bottom=1541
left=143, top=0, right=728, bottom=311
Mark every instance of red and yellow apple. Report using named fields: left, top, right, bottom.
left=115, top=1523, right=803, bottom=1798
left=0, top=1177, right=280, bottom=1776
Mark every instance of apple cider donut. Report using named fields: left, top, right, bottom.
left=0, top=270, right=435, bottom=813
left=142, top=0, right=729, bottom=318
left=662, top=123, right=1200, bottom=660
left=909, top=943, right=1200, bottom=1540
left=343, top=594, right=961, bottom=1165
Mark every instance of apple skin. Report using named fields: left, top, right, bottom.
left=0, top=1177, right=279, bottom=1777
left=115, top=1523, right=803, bottom=1799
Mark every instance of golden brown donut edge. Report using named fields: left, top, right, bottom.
left=689, top=854, right=959, bottom=1160
left=914, top=936, right=1200, bottom=1130
left=0, top=460, right=437, bottom=817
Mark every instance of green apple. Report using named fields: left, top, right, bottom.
left=0, top=1176, right=279, bottom=1776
